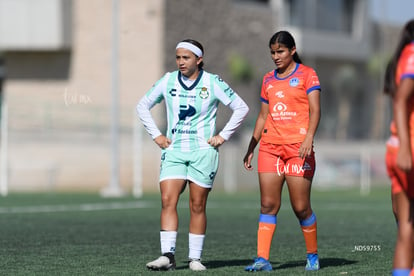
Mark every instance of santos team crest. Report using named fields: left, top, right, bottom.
left=199, top=87, right=209, bottom=99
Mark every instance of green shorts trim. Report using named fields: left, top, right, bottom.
left=159, top=148, right=219, bottom=188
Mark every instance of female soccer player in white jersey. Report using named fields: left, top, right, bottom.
left=137, top=39, right=249, bottom=271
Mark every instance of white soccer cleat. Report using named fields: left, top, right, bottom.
left=146, top=255, right=175, bottom=271
left=189, top=259, right=206, bottom=271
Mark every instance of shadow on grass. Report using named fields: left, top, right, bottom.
left=175, top=259, right=249, bottom=270
left=275, top=258, right=357, bottom=269
left=175, top=257, right=357, bottom=270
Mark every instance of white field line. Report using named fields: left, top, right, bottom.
left=0, top=200, right=389, bottom=214
left=0, top=201, right=155, bottom=214
left=207, top=202, right=390, bottom=211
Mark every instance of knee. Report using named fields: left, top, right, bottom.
left=190, top=199, right=206, bottom=214
left=397, top=223, right=413, bottom=242
left=161, top=194, right=178, bottom=209
left=293, top=205, right=312, bottom=221
left=260, top=198, right=280, bottom=214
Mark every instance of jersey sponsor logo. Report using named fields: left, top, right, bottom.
left=266, top=84, right=274, bottom=92
left=199, top=87, right=209, bottom=99
left=178, top=105, right=196, bottom=120
left=311, top=76, right=320, bottom=85
left=171, top=128, right=197, bottom=135
left=276, top=157, right=306, bottom=176
left=169, top=88, right=197, bottom=100
left=273, top=102, right=287, bottom=112
left=302, top=162, right=312, bottom=171
left=289, top=77, right=299, bottom=87
left=271, top=102, right=297, bottom=120
left=171, top=105, right=198, bottom=136
left=224, top=87, right=235, bottom=97
left=275, top=91, right=284, bottom=98
left=179, top=94, right=196, bottom=99
left=169, top=88, right=177, bottom=96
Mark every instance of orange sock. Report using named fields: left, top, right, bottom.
left=300, top=213, right=318, bottom=254
left=257, top=214, right=277, bottom=260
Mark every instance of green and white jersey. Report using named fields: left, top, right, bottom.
left=137, top=70, right=248, bottom=152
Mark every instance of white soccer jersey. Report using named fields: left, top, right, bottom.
left=137, top=70, right=248, bottom=152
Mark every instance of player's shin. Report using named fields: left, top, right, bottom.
left=299, top=212, right=318, bottom=254
left=257, top=214, right=277, bottom=260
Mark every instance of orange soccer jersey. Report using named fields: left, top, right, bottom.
left=386, top=42, right=414, bottom=197
left=260, top=63, right=321, bottom=144
left=389, top=42, right=414, bottom=138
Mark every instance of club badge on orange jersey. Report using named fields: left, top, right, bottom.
left=289, top=77, right=299, bottom=87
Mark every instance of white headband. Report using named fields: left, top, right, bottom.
left=176, top=42, right=203, bottom=57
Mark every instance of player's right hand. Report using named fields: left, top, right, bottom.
left=243, top=152, right=254, bottom=171
left=154, top=135, right=171, bottom=149
left=397, top=149, right=413, bottom=171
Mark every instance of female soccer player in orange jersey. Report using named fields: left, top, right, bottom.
left=243, top=30, right=321, bottom=272
left=384, top=19, right=414, bottom=276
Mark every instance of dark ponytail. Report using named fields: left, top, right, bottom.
left=269, top=31, right=302, bottom=64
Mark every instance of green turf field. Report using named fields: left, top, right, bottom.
left=0, top=187, right=395, bottom=275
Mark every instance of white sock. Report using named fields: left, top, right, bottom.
left=160, top=231, right=177, bottom=255
left=188, top=233, right=205, bottom=260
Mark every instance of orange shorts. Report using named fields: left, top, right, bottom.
left=258, top=141, right=315, bottom=178
left=386, top=138, right=414, bottom=198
